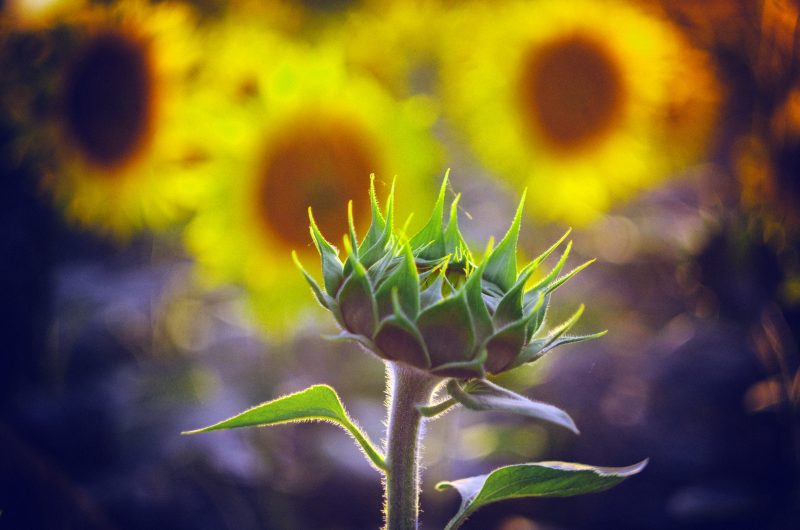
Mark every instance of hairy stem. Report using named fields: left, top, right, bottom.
left=383, top=363, right=438, bottom=530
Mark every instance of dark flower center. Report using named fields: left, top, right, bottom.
left=257, top=114, right=383, bottom=248
left=518, top=34, right=625, bottom=152
left=63, top=30, right=154, bottom=170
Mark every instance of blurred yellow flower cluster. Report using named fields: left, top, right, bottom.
left=1, top=0, right=725, bottom=334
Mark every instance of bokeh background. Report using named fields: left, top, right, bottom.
left=1, top=0, right=799, bottom=528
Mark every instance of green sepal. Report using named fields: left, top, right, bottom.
left=493, top=263, right=537, bottom=329
left=182, top=384, right=387, bottom=473
left=444, top=194, right=472, bottom=268
left=359, top=174, right=387, bottom=254
left=484, top=299, right=542, bottom=374
left=337, top=259, right=379, bottom=337
left=544, top=258, right=596, bottom=295
left=482, top=190, right=526, bottom=292
left=528, top=240, right=571, bottom=293
left=417, top=290, right=476, bottom=369
left=418, top=397, right=458, bottom=418
left=418, top=259, right=448, bottom=310
left=367, top=244, right=402, bottom=289
left=292, top=251, right=333, bottom=309
left=514, top=305, right=587, bottom=367
left=430, top=347, right=487, bottom=379
left=374, top=290, right=431, bottom=369
left=323, top=330, right=378, bottom=353
left=375, top=243, right=419, bottom=319
left=524, top=291, right=548, bottom=341
left=410, top=171, right=448, bottom=259
left=446, top=378, right=579, bottom=433
left=514, top=328, right=607, bottom=368
left=437, top=459, right=648, bottom=530
left=360, top=178, right=396, bottom=268
left=346, top=200, right=360, bottom=261
left=464, top=259, right=494, bottom=346
left=308, top=208, right=344, bottom=297
left=531, top=229, right=572, bottom=268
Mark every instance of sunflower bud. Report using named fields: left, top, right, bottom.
left=294, top=173, right=604, bottom=379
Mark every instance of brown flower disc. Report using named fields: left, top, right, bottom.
left=257, top=115, right=383, bottom=248
left=62, top=30, right=155, bottom=171
left=518, top=34, right=625, bottom=153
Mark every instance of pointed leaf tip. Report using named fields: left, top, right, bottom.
left=447, top=379, right=579, bottom=434
left=410, top=171, right=450, bottom=257
left=438, top=458, right=647, bottom=530
left=182, top=384, right=386, bottom=472
left=483, top=192, right=526, bottom=292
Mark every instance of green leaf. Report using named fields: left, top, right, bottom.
left=464, top=259, right=494, bottom=346
left=437, top=459, right=648, bottom=530
left=523, top=291, right=548, bottom=341
left=183, top=384, right=386, bottom=473
left=523, top=304, right=586, bottom=358
left=418, top=290, right=476, bottom=369
left=346, top=200, right=360, bottom=260
left=418, top=397, right=458, bottom=418
left=410, top=171, right=449, bottom=259
left=338, top=259, right=379, bottom=337
left=528, top=240, right=571, bottom=293
left=446, top=379, right=578, bottom=434
left=444, top=193, right=472, bottom=268
left=430, top=348, right=487, bottom=379
left=493, top=264, right=536, bottom=329
left=360, top=178, right=396, bottom=268
left=374, top=290, right=431, bottom=369
left=545, top=258, right=596, bottom=295
left=308, top=208, right=344, bottom=297
left=483, top=190, right=525, bottom=292
left=531, top=229, right=571, bottom=268
left=375, top=243, right=420, bottom=319
left=292, top=251, right=333, bottom=309
left=359, top=174, right=387, bottom=253
left=418, top=258, right=448, bottom=310
left=484, top=306, right=541, bottom=374
left=514, top=328, right=607, bottom=368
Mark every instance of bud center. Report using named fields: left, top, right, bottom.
left=517, top=33, right=625, bottom=153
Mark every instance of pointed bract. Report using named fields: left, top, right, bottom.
left=308, top=208, right=344, bottom=297
left=483, top=190, right=526, bottom=292
left=410, top=172, right=449, bottom=260
left=303, top=172, right=602, bottom=379
left=338, top=260, right=378, bottom=337
left=375, top=244, right=420, bottom=319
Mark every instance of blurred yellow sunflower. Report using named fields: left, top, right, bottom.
left=441, top=0, right=719, bottom=225
left=327, top=0, right=447, bottom=96
left=185, top=20, right=441, bottom=334
left=41, top=0, right=205, bottom=237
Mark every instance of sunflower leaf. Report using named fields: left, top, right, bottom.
left=437, top=459, right=648, bottom=530
left=183, top=384, right=386, bottom=473
left=446, top=379, right=578, bottom=433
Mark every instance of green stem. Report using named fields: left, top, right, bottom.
left=383, top=363, right=438, bottom=530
